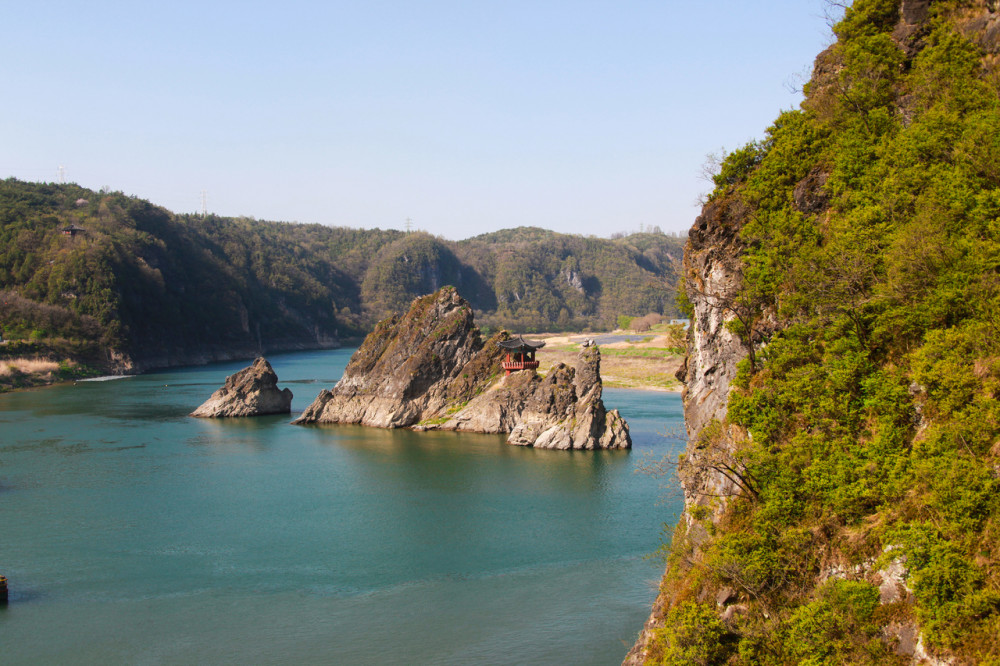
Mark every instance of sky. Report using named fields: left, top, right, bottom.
left=2, top=1, right=838, bottom=240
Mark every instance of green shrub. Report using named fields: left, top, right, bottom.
left=650, top=602, right=735, bottom=666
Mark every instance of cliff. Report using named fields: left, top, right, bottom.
left=294, top=287, right=630, bottom=450
left=628, top=1, right=1000, bottom=663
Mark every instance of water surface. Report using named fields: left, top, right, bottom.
left=0, top=350, right=684, bottom=664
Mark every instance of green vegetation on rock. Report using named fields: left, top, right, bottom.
left=653, top=1, right=1000, bottom=663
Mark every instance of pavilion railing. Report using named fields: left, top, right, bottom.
left=502, top=359, right=540, bottom=374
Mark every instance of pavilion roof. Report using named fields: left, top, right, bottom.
left=496, top=335, right=546, bottom=352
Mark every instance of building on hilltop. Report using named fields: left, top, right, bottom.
left=498, top=336, right=545, bottom=375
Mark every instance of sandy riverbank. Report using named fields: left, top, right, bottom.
left=530, top=329, right=685, bottom=392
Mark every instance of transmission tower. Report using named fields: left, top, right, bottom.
left=200, top=190, right=207, bottom=217
left=58, top=165, right=66, bottom=184
left=405, top=217, right=413, bottom=233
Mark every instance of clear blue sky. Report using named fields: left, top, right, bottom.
left=3, top=1, right=836, bottom=239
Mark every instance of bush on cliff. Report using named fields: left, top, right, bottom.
left=664, top=0, right=1000, bottom=662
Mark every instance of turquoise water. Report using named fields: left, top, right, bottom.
left=0, top=350, right=685, bottom=664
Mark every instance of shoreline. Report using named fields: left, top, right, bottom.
left=0, top=329, right=683, bottom=395
left=0, top=339, right=344, bottom=395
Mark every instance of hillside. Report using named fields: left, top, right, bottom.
left=0, top=179, right=681, bottom=379
left=458, top=228, right=680, bottom=331
left=628, top=1, right=1000, bottom=664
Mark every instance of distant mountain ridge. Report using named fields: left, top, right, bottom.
left=0, top=179, right=681, bottom=373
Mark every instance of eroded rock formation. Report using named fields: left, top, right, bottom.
left=191, top=357, right=293, bottom=417
left=434, top=344, right=630, bottom=450
left=293, top=287, right=630, bottom=450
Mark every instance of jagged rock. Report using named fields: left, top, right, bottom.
left=191, top=357, right=292, bottom=417
left=721, top=604, right=748, bottom=623
left=884, top=621, right=921, bottom=658
left=294, top=287, right=630, bottom=449
left=674, top=193, right=771, bottom=516
left=293, top=287, right=501, bottom=428
left=715, top=587, right=737, bottom=607
left=442, top=345, right=630, bottom=450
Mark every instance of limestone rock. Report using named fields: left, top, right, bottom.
left=293, top=287, right=502, bottom=428
left=294, top=287, right=630, bottom=449
left=191, top=357, right=292, bottom=417
left=445, top=346, right=630, bottom=450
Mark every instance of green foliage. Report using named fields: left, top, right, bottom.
left=713, top=140, right=767, bottom=193
left=0, top=183, right=682, bottom=369
left=784, top=580, right=895, bottom=665
left=835, top=0, right=900, bottom=41
left=460, top=227, right=683, bottom=332
left=668, top=5, right=1000, bottom=662
left=649, top=602, right=736, bottom=666
left=676, top=274, right=694, bottom=318
left=361, top=232, right=484, bottom=318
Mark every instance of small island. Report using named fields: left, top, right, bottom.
left=191, top=357, right=293, bottom=418
left=294, top=287, right=630, bottom=450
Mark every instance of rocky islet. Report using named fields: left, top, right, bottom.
left=191, top=357, right=293, bottom=418
left=293, top=287, right=631, bottom=450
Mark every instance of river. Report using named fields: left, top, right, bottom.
left=0, top=349, right=684, bottom=664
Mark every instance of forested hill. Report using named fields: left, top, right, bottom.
left=633, top=0, right=1000, bottom=664
left=0, top=179, right=681, bottom=373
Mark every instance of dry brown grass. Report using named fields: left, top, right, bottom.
left=0, top=358, right=60, bottom=377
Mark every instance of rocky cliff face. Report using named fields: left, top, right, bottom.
left=622, top=191, right=757, bottom=666
left=678, top=197, right=749, bottom=454
left=294, top=287, right=630, bottom=450
left=435, top=345, right=630, bottom=450
left=191, top=357, right=293, bottom=417
left=293, top=287, right=501, bottom=428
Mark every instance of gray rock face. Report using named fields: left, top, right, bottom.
left=676, top=195, right=761, bottom=511
left=622, top=195, right=754, bottom=666
left=294, top=287, right=630, bottom=450
left=441, top=346, right=630, bottom=450
left=293, top=287, right=500, bottom=428
left=191, top=357, right=293, bottom=417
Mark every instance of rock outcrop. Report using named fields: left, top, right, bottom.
left=191, top=357, right=293, bottom=417
left=294, top=287, right=630, bottom=450
left=293, top=287, right=501, bottom=428
left=434, top=345, right=630, bottom=450
left=622, top=191, right=756, bottom=666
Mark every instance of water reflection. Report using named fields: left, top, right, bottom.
left=299, top=422, right=633, bottom=496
